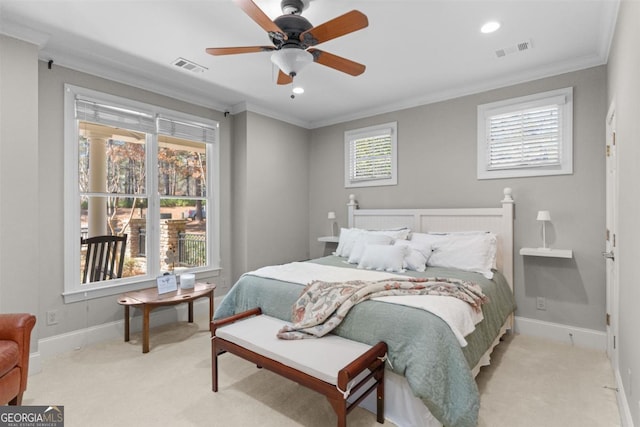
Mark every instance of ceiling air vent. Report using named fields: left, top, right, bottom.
left=172, top=57, right=207, bottom=73
left=495, top=39, right=533, bottom=58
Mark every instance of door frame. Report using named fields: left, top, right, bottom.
left=605, top=100, right=619, bottom=370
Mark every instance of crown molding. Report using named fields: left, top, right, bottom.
left=307, top=54, right=607, bottom=129
left=0, top=18, right=50, bottom=46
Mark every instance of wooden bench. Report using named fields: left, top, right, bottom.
left=211, top=308, right=387, bottom=427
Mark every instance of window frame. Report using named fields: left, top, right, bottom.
left=63, top=84, right=220, bottom=303
left=477, top=87, right=573, bottom=180
left=344, top=121, right=398, bottom=188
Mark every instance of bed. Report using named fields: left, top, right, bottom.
left=214, top=188, right=516, bottom=427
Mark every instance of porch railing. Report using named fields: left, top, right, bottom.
left=135, top=229, right=205, bottom=268
left=178, top=232, right=206, bottom=267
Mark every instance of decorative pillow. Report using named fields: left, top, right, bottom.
left=393, top=240, right=432, bottom=272
left=358, top=244, right=407, bottom=272
left=335, top=227, right=409, bottom=258
left=427, top=232, right=497, bottom=279
left=347, top=234, right=394, bottom=264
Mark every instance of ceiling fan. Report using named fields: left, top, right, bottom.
left=206, top=0, right=368, bottom=85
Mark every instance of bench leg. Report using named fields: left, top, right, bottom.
left=212, top=338, right=219, bottom=392
left=376, top=370, right=385, bottom=424
left=326, top=397, right=347, bottom=427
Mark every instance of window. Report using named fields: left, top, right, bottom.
left=64, top=85, right=219, bottom=302
left=345, top=122, right=397, bottom=188
left=477, top=87, right=573, bottom=179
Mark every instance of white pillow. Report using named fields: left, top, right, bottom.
left=335, top=228, right=365, bottom=258
left=335, top=227, right=409, bottom=258
left=358, top=244, right=407, bottom=272
left=410, top=231, right=487, bottom=245
left=427, top=232, right=497, bottom=279
left=371, top=228, right=411, bottom=240
left=393, top=240, right=432, bottom=272
left=348, top=234, right=394, bottom=264
left=409, top=232, right=448, bottom=247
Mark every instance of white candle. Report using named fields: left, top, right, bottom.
left=180, top=273, right=195, bottom=289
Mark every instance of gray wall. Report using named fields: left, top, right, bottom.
left=232, top=111, right=311, bottom=281
left=607, top=1, right=640, bottom=424
left=34, top=59, right=232, bottom=340
left=0, top=36, right=40, bottom=333
left=0, top=34, right=311, bottom=345
left=309, top=66, right=607, bottom=332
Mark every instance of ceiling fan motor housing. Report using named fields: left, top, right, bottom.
left=271, top=15, right=313, bottom=49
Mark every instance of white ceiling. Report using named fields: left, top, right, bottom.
left=0, top=0, right=619, bottom=129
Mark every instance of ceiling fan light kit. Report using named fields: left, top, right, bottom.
left=206, top=0, right=368, bottom=85
left=271, top=48, right=313, bottom=78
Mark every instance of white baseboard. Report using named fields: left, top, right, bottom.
left=615, top=367, right=635, bottom=427
left=29, top=296, right=225, bottom=375
left=514, top=316, right=607, bottom=351
left=30, top=311, right=608, bottom=376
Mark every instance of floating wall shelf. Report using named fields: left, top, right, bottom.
left=520, top=247, right=573, bottom=258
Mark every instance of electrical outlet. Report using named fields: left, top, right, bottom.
left=536, top=297, right=546, bottom=311
left=46, top=310, right=59, bottom=326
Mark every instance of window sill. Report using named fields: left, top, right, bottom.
left=63, top=269, right=221, bottom=303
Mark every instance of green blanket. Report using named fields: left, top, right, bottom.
left=215, top=256, right=516, bottom=427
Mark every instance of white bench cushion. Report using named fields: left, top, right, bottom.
left=216, top=314, right=373, bottom=385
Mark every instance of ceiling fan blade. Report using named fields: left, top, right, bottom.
left=308, top=48, right=366, bottom=76
left=234, top=0, right=287, bottom=40
left=300, top=10, right=368, bottom=46
left=277, top=70, right=293, bottom=85
left=206, top=46, right=275, bottom=56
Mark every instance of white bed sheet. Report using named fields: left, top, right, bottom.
left=360, top=370, right=442, bottom=427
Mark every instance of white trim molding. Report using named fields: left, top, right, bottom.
left=615, top=368, right=635, bottom=427
left=29, top=296, right=225, bottom=375
left=514, top=316, right=606, bottom=351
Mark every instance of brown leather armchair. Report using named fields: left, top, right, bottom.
left=0, top=313, right=36, bottom=405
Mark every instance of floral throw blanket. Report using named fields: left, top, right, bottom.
left=277, top=277, right=488, bottom=340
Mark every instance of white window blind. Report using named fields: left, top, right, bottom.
left=487, top=103, right=561, bottom=170
left=350, top=134, right=392, bottom=180
left=157, top=117, right=217, bottom=144
left=477, top=88, right=573, bottom=179
left=345, top=122, right=397, bottom=188
left=75, top=98, right=155, bottom=133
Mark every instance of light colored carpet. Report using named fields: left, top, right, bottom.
left=24, top=317, right=620, bottom=427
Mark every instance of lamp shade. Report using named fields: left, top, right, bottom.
left=327, top=211, right=336, bottom=220
left=271, top=48, right=313, bottom=77
left=536, top=210, right=551, bottom=221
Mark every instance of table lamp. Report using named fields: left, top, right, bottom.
left=328, top=211, right=337, bottom=237
left=537, top=210, right=551, bottom=249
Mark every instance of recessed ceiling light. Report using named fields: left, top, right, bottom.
left=292, top=86, right=305, bottom=94
left=481, top=21, right=501, bottom=34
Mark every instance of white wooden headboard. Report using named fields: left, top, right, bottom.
left=346, top=188, right=515, bottom=291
